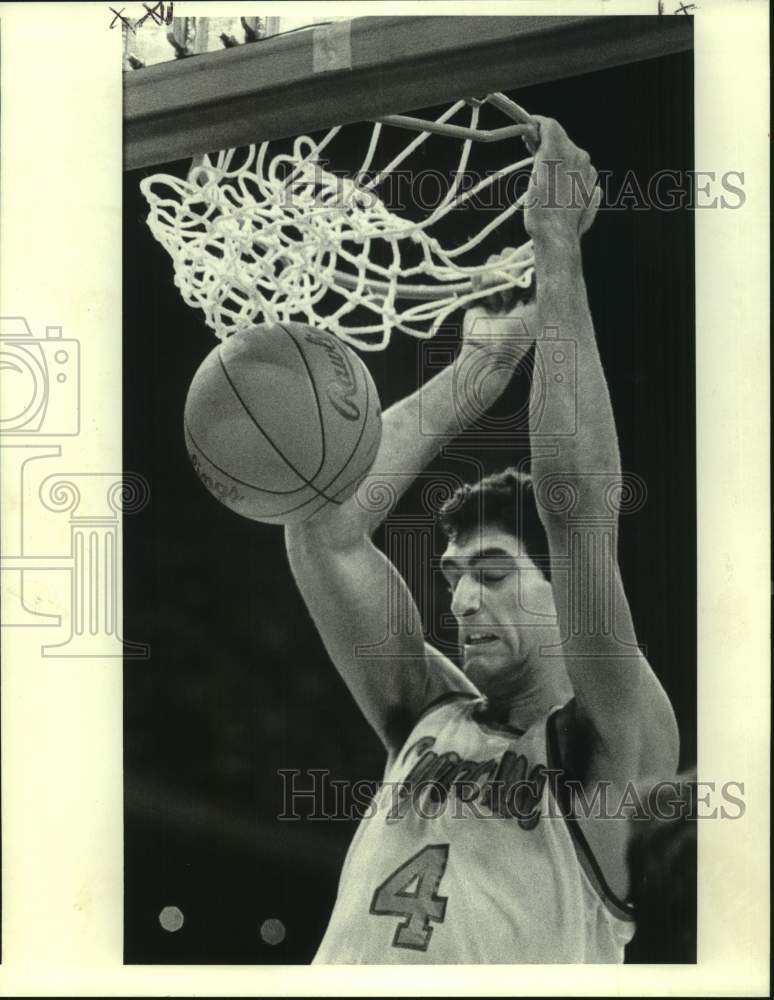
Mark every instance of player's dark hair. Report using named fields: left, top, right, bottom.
left=438, top=468, right=550, bottom=581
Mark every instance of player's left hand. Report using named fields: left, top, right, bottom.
left=523, top=116, right=601, bottom=243
left=462, top=250, right=537, bottom=365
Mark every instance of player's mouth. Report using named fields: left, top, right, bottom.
left=463, top=632, right=500, bottom=647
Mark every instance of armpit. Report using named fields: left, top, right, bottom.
left=549, top=698, right=604, bottom=784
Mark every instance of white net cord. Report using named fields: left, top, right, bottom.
left=140, top=95, right=537, bottom=351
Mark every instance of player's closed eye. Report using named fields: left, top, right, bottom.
left=445, top=568, right=509, bottom=595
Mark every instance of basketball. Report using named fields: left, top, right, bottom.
left=184, top=322, right=382, bottom=524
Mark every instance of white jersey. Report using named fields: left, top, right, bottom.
left=314, top=693, right=635, bottom=964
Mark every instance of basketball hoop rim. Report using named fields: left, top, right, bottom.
left=375, top=92, right=539, bottom=146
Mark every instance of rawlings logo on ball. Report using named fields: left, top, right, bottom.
left=189, top=452, right=245, bottom=505
left=304, top=332, right=361, bottom=422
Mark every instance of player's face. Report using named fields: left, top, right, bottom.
left=440, top=527, right=557, bottom=691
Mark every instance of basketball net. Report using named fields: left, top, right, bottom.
left=140, top=93, right=537, bottom=351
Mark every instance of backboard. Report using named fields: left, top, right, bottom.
left=124, top=15, right=692, bottom=171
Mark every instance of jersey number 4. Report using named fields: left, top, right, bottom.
left=369, top=844, right=450, bottom=951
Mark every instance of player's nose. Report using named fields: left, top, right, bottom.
left=451, top=574, right=481, bottom=620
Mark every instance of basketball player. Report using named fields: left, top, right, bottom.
left=285, top=116, right=678, bottom=963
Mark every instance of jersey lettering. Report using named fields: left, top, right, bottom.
left=388, top=736, right=548, bottom=829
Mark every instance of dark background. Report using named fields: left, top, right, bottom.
left=124, top=50, right=695, bottom=963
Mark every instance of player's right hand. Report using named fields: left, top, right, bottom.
left=462, top=250, right=536, bottom=367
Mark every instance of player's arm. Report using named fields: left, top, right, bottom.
left=525, top=117, right=678, bottom=785
left=337, top=250, right=536, bottom=543
left=285, top=309, right=533, bottom=755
